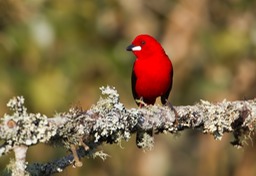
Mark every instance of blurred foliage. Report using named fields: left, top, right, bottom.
left=0, top=0, right=256, bottom=175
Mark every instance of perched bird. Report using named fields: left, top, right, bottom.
left=126, top=34, right=174, bottom=147
left=126, top=34, right=173, bottom=106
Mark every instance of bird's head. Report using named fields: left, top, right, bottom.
left=126, top=34, right=165, bottom=58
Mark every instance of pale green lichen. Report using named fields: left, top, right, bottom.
left=199, top=99, right=256, bottom=145
left=1, top=87, right=255, bottom=175
left=6, top=159, right=29, bottom=176
left=56, top=107, right=88, bottom=148
left=93, top=151, right=110, bottom=161
left=136, top=133, right=154, bottom=151
left=0, top=96, right=57, bottom=156
left=52, top=86, right=137, bottom=152
left=89, top=86, right=136, bottom=144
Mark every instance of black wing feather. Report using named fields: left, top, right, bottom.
left=131, top=64, right=140, bottom=106
left=161, top=67, right=173, bottom=105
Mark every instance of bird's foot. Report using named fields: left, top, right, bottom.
left=166, top=102, right=179, bottom=126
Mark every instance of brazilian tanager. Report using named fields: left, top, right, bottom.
left=127, top=34, right=173, bottom=106
left=126, top=34, right=174, bottom=147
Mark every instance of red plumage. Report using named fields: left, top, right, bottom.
left=127, top=34, right=173, bottom=106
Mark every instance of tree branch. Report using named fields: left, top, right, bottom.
left=0, top=86, right=256, bottom=175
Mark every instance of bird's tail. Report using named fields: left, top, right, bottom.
left=136, top=129, right=153, bottom=148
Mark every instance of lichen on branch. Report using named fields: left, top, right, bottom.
left=0, top=86, right=256, bottom=175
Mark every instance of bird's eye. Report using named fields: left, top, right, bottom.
left=141, top=41, right=146, bottom=45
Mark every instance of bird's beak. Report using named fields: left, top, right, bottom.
left=126, top=44, right=134, bottom=51
left=126, top=44, right=142, bottom=51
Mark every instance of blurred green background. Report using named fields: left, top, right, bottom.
left=0, top=0, right=256, bottom=175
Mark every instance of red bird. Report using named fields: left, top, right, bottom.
left=127, top=34, right=174, bottom=148
left=126, top=34, right=173, bottom=106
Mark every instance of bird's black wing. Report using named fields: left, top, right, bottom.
left=161, top=67, right=173, bottom=105
left=131, top=64, right=140, bottom=106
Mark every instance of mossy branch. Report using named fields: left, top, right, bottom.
left=0, top=86, right=256, bottom=175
